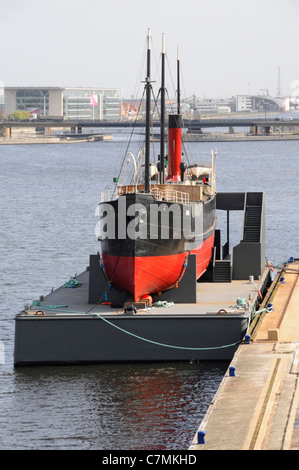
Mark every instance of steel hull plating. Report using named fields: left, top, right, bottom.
left=99, top=192, right=216, bottom=300
left=102, top=233, right=215, bottom=300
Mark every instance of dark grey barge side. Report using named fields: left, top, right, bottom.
left=14, top=312, right=250, bottom=365
left=14, top=192, right=270, bottom=366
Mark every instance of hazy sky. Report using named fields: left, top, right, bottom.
left=1, top=0, right=298, bottom=99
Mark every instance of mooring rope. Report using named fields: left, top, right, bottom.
left=84, top=311, right=244, bottom=351
left=30, top=301, right=247, bottom=351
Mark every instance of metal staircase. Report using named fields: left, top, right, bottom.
left=213, top=259, right=231, bottom=282
left=212, top=192, right=264, bottom=282
left=243, top=193, right=262, bottom=242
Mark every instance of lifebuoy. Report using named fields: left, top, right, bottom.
left=268, top=261, right=274, bottom=273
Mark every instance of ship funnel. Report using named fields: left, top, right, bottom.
left=168, top=114, right=182, bottom=182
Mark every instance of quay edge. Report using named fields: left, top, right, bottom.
left=189, top=258, right=299, bottom=451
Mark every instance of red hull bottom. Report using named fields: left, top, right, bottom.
left=102, top=233, right=215, bottom=301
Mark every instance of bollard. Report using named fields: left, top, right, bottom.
left=244, top=334, right=251, bottom=344
left=229, top=366, right=236, bottom=376
left=197, top=430, right=206, bottom=444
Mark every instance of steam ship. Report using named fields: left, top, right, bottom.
left=97, top=31, right=217, bottom=301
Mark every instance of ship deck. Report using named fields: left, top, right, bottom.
left=18, top=267, right=268, bottom=318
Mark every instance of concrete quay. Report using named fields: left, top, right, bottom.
left=190, top=259, right=299, bottom=450
left=0, top=134, right=113, bottom=145
left=184, top=132, right=299, bottom=142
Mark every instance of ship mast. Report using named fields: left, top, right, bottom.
left=159, top=33, right=166, bottom=184
left=144, top=28, right=151, bottom=193
left=177, top=45, right=181, bottom=115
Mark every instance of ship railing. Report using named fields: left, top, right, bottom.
left=115, top=185, right=190, bottom=204
left=100, top=187, right=112, bottom=202
left=150, top=187, right=190, bottom=204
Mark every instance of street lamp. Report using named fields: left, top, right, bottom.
left=38, top=89, right=49, bottom=115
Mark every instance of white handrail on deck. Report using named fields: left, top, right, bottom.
left=104, top=185, right=191, bottom=205
left=150, top=187, right=190, bottom=204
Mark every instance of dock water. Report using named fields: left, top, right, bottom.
left=190, top=259, right=299, bottom=450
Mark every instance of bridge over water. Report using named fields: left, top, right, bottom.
left=1, top=118, right=298, bottom=130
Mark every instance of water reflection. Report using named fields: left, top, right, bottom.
left=10, top=362, right=228, bottom=450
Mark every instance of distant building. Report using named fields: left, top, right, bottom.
left=4, top=86, right=122, bottom=120
left=236, top=94, right=289, bottom=112
left=193, top=103, right=231, bottom=118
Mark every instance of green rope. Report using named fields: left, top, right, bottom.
left=63, top=279, right=79, bottom=288
left=31, top=300, right=68, bottom=309
left=237, top=297, right=270, bottom=320
left=85, top=311, right=243, bottom=351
